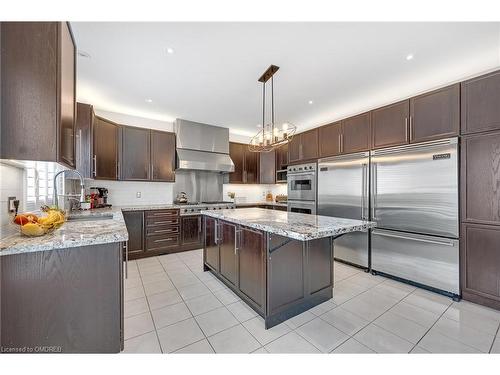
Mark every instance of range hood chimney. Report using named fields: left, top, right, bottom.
left=174, top=119, right=235, bottom=173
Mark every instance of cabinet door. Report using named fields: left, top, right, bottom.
left=259, top=149, right=275, bottom=184
left=371, top=100, right=409, bottom=149
left=461, top=223, right=500, bottom=304
left=75, top=103, right=94, bottom=178
left=410, top=84, right=460, bottom=143
left=151, top=130, right=176, bottom=182
left=276, top=143, right=289, bottom=170
left=219, top=221, right=238, bottom=286
left=229, top=142, right=245, bottom=183
left=123, top=211, right=145, bottom=258
left=93, top=117, right=118, bottom=180
left=461, top=70, right=500, bottom=135
left=58, top=22, right=76, bottom=168
left=181, top=215, right=202, bottom=247
left=288, top=134, right=301, bottom=163
left=300, top=129, right=319, bottom=161
left=238, top=227, right=265, bottom=311
left=204, top=217, right=219, bottom=271
left=342, top=112, right=371, bottom=153
left=461, top=131, right=500, bottom=225
left=244, top=148, right=260, bottom=183
left=120, top=126, right=150, bottom=181
left=319, top=122, right=342, bottom=157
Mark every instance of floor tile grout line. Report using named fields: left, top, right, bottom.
left=292, top=323, right=350, bottom=353
left=489, top=323, right=500, bottom=353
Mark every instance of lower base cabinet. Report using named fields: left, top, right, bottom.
left=204, top=216, right=219, bottom=271
left=219, top=221, right=238, bottom=287
left=461, top=223, right=500, bottom=310
left=122, top=211, right=145, bottom=258
left=180, top=215, right=203, bottom=248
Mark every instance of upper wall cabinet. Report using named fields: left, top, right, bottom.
left=93, top=116, right=119, bottom=180
left=319, top=122, right=342, bottom=158
left=1, top=22, right=76, bottom=167
left=289, top=129, right=319, bottom=164
left=151, top=130, right=176, bottom=182
left=75, top=103, right=95, bottom=178
left=461, top=70, right=500, bottom=135
left=409, top=84, right=460, bottom=143
left=120, top=126, right=151, bottom=181
left=229, top=142, right=260, bottom=184
left=259, top=149, right=276, bottom=184
left=341, top=112, right=371, bottom=153
left=372, top=101, right=409, bottom=149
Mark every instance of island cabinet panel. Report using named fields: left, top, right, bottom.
left=93, top=116, right=119, bottom=180
left=181, top=215, right=202, bottom=248
left=219, top=221, right=238, bottom=286
left=409, top=83, right=460, bottom=143
left=461, top=223, right=500, bottom=310
left=122, top=211, right=145, bottom=257
left=341, top=112, right=371, bottom=153
left=307, top=237, right=333, bottom=294
left=319, top=122, right=342, bottom=158
left=151, top=130, right=176, bottom=182
left=75, top=103, right=94, bottom=178
left=461, top=70, right=500, bottom=135
left=371, top=100, right=410, bottom=149
left=238, top=227, right=266, bottom=312
left=204, top=216, right=219, bottom=271
left=119, top=126, right=151, bottom=181
left=268, top=235, right=305, bottom=314
left=0, top=243, right=123, bottom=353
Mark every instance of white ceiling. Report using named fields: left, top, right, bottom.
left=71, top=22, right=500, bottom=137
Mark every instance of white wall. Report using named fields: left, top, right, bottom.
left=223, top=183, right=287, bottom=204
left=0, top=163, right=24, bottom=231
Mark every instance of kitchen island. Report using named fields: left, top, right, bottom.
left=202, top=208, right=375, bottom=328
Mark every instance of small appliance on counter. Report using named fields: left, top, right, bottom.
left=88, top=187, right=111, bottom=209
left=275, top=194, right=287, bottom=203
left=174, top=191, right=189, bottom=204
left=265, top=191, right=273, bottom=202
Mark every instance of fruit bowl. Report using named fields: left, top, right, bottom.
left=13, top=206, right=66, bottom=237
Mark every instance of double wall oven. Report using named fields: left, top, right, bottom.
left=287, top=162, right=317, bottom=215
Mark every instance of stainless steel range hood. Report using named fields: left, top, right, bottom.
left=174, top=119, right=235, bottom=173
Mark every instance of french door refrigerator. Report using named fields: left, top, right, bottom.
left=370, top=137, right=460, bottom=298
left=317, top=152, right=370, bottom=268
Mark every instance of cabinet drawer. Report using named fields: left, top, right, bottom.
left=146, top=217, right=179, bottom=227
left=145, top=209, right=179, bottom=219
left=146, top=234, right=179, bottom=251
left=146, top=225, right=179, bottom=237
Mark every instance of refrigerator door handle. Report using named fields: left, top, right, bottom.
left=374, top=230, right=456, bottom=247
left=370, top=161, right=377, bottom=221
left=361, top=163, right=368, bottom=220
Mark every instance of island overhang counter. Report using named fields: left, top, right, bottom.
left=201, top=208, right=375, bottom=329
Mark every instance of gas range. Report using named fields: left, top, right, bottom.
left=178, top=201, right=236, bottom=216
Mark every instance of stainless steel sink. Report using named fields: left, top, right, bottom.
left=66, top=214, right=113, bottom=221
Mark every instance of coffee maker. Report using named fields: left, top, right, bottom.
left=89, top=187, right=111, bottom=208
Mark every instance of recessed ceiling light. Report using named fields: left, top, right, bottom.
left=308, top=100, right=313, bottom=105
left=406, top=54, right=414, bottom=61
left=166, top=47, right=174, bottom=54
left=145, top=99, right=153, bottom=103
left=77, top=50, right=91, bottom=59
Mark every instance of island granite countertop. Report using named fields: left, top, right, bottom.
left=201, top=208, right=376, bottom=241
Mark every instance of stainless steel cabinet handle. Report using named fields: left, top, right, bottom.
left=117, top=161, right=120, bottom=179
left=93, top=155, right=97, bottom=177
left=152, top=228, right=177, bottom=234
left=338, top=135, right=342, bottom=152
left=214, top=221, right=218, bottom=244
left=405, top=117, right=408, bottom=142
left=409, top=116, right=413, bottom=141
left=124, top=241, right=129, bottom=279
left=340, top=134, right=344, bottom=153
left=151, top=220, right=177, bottom=225
left=198, top=216, right=202, bottom=234
left=154, top=238, right=174, bottom=243
left=235, top=228, right=241, bottom=254
left=375, top=231, right=456, bottom=247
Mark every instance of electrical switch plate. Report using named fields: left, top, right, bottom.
left=8, top=196, right=16, bottom=212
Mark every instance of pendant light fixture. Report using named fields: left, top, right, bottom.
left=249, top=65, right=296, bottom=152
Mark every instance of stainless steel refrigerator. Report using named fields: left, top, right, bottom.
left=317, top=152, right=370, bottom=268
left=370, top=137, right=460, bottom=298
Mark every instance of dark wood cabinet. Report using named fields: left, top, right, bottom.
left=204, top=216, right=219, bottom=271
left=461, top=70, right=500, bottom=135
left=75, top=103, right=94, bottom=178
left=228, top=142, right=260, bottom=184
left=260, top=150, right=276, bottom=184
left=93, top=116, right=119, bottom=180
left=120, top=126, right=151, bottom=181
left=319, top=122, right=342, bottom=158
left=342, top=112, right=371, bottom=153
left=144, top=210, right=180, bottom=255
left=371, top=101, right=409, bottom=149
left=1, top=22, right=76, bottom=167
left=219, top=221, right=238, bottom=286
left=461, top=131, right=500, bottom=226
left=461, top=223, right=500, bottom=310
left=238, top=226, right=265, bottom=312
left=276, top=143, right=289, bottom=170
left=151, top=130, right=176, bottom=182
left=181, top=215, right=202, bottom=248
left=123, top=211, right=145, bottom=258
left=289, top=129, right=319, bottom=163
left=410, top=84, right=460, bottom=143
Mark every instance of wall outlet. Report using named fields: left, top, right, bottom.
left=8, top=196, right=17, bottom=212
left=136, top=192, right=142, bottom=198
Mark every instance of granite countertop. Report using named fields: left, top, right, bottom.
left=0, top=207, right=128, bottom=257
left=235, top=201, right=288, bottom=208
left=201, top=208, right=376, bottom=241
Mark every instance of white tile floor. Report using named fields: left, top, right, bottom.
left=122, top=249, right=500, bottom=354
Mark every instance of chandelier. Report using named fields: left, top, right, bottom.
left=248, top=65, right=297, bottom=152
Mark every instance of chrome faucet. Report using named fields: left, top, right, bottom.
left=53, top=169, right=86, bottom=209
